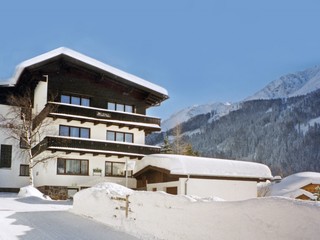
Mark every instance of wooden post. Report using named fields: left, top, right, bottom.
left=125, top=195, right=129, bottom=218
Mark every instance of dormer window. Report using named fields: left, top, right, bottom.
left=61, top=94, right=90, bottom=107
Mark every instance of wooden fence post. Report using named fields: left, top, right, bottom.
left=125, top=195, right=129, bottom=218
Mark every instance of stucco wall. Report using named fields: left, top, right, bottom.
left=33, top=153, right=137, bottom=189
left=146, top=178, right=258, bottom=201
left=182, top=178, right=257, bottom=200
left=33, top=79, right=48, bottom=115
left=44, top=118, right=145, bottom=145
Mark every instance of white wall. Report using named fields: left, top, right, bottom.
left=0, top=134, right=29, bottom=188
left=0, top=104, right=29, bottom=188
left=183, top=178, right=258, bottom=200
left=33, top=79, right=48, bottom=115
left=146, top=178, right=258, bottom=201
left=33, top=152, right=137, bottom=189
left=46, top=118, right=145, bottom=144
left=147, top=181, right=180, bottom=193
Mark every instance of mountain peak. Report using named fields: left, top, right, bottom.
left=161, top=102, right=234, bottom=131
left=246, top=65, right=320, bottom=101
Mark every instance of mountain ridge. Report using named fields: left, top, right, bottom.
left=162, top=65, right=320, bottom=131
left=147, top=65, right=320, bottom=176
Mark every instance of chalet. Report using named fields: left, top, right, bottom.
left=270, top=172, right=320, bottom=200
left=0, top=47, right=168, bottom=199
left=133, top=154, right=273, bottom=201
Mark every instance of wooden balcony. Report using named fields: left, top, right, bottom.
left=33, top=136, right=161, bottom=159
left=53, top=103, right=160, bottom=124
left=34, top=103, right=161, bottom=133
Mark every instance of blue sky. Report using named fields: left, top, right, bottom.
left=1, top=0, right=320, bottom=120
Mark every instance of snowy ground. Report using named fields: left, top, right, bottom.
left=2, top=183, right=320, bottom=240
left=0, top=190, right=138, bottom=240
left=73, top=182, right=320, bottom=240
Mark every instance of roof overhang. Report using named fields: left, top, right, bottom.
left=133, top=164, right=270, bottom=182
left=1, top=47, right=169, bottom=104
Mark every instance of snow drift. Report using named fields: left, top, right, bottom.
left=72, top=182, right=320, bottom=240
left=18, top=185, right=51, bottom=200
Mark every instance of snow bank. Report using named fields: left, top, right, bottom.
left=91, top=182, right=134, bottom=196
left=72, top=182, right=320, bottom=240
left=18, top=185, right=51, bottom=200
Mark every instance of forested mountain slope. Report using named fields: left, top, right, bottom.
left=147, top=89, right=320, bottom=176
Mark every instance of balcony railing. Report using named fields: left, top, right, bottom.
left=33, top=136, right=161, bottom=158
left=52, top=103, right=160, bottom=125
left=33, top=103, right=161, bottom=132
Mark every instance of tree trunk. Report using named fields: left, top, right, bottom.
left=29, top=164, right=34, bottom=186
left=28, top=149, right=34, bottom=187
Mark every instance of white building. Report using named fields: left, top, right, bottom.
left=0, top=47, right=168, bottom=199
left=134, top=154, right=273, bottom=200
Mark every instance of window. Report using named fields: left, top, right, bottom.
left=116, top=132, right=124, bottom=142
left=107, top=131, right=115, bottom=141
left=106, top=131, right=133, bottom=143
left=107, top=102, right=116, bottom=111
left=70, top=127, right=80, bottom=137
left=107, top=102, right=134, bottom=113
left=20, top=134, right=28, bottom=149
left=80, top=128, right=90, bottom=138
left=105, top=161, right=133, bottom=177
left=57, top=159, right=89, bottom=175
left=71, top=96, right=81, bottom=105
left=117, top=104, right=125, bottom=112
left=125, top=133, right=133, bottom=143
left=61, top=94, right=90, bottom=107
left=81, top=98, right=90, bottom=107
left=20, top=164, right=29, bottom=176
left=61, top=95, right=70, bottom=104
left=0, top=145, right=12, bottom=168
left=105, top=161, right=125, bottom=177
left=125, top=105, right=133, bottom=113
left=59, top=125, right=90, bottom=138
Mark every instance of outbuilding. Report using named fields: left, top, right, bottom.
left=133, top=154, right=273, bottom=200
left=270, top=172, right=320, bottom=200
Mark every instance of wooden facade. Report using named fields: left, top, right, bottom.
left=135, top=166, right=179, bottom=189
left=301, top=183, right=320, bottom=194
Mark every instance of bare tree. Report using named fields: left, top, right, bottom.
left=167, top=124, right=199, bottom=156
left=0, top=88, right=56, bottom=186
left=171, top=123, right=185, bottom=154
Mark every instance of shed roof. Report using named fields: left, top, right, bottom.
left=134, top=154, right=273, bottom=180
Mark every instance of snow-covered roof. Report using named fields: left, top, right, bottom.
left=270, top=172, right=320, bottom=199
left=1, top=47, right=168, bottom=96
left=134, top=154, right=273, bottom=180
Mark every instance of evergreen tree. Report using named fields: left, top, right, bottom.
left=160, top=135, right=173, bottom=154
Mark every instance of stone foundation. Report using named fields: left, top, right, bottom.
left=37, top=185, right=68, bottom=200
